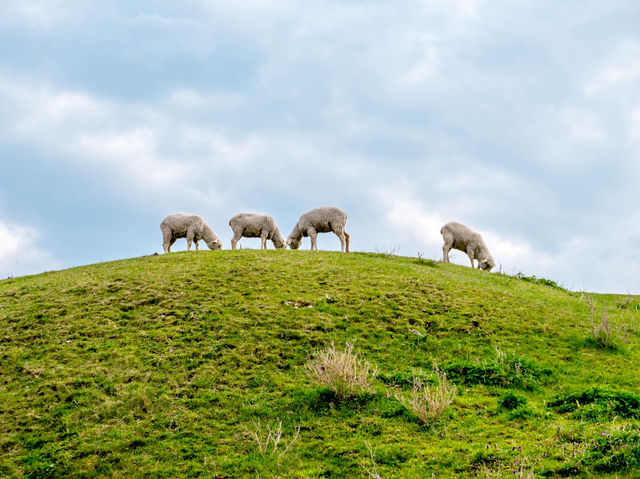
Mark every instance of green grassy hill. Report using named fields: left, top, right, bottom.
left=1, top=250, right=639, bottom=478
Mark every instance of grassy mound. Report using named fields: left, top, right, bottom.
left=1, top=250, right=639, bottom=477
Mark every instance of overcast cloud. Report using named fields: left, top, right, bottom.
left=1, top=0, right=639, bottom=293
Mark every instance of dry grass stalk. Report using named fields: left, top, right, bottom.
left=305, top=342, right=378, bottom=399
left=361, top=441, right=382, bottom=479
left=250, top=419, right=300, bottom=459
left=395, top=369, right=457, bottom=424
left=589, top=297, right=616, bottom=349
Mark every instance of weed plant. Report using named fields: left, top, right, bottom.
left=305, top=342, right=378, bottom=399
left=499, top=392, right=527, bottom=410
left=394, top=369, right=457, bottom=424
left=588, top=297, right=620, bottom=349
left=249, top=419, right=300, bottom=459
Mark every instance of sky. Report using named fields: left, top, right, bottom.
left=1, top=0, right=639, bottom=293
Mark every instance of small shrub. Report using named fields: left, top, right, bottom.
left=443, top=348, right=552, bottom=390
left=507, top=407, right=536, bottom=420
left=394, top=369, right=457, bottom=424
left=514, top=273, right=562, bottom=289
left=499, top=392, right=527, bottom=410
left=548, top=388, right=640, bottom=420
left=305, top=342, right=378, bottom=399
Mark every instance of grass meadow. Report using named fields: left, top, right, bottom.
left=1, top=250, right=639, bottom=477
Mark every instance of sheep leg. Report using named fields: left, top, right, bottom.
left=260, top=232, right=268, bottom=250
left=308, top=228, right=318, bottom=251
left=231, top=232, right=242, bottom=250
left=194, top=240, right=199, bottom=251
left=162, top=235, right=172, bottom=254
left=165, top=235, right=178, bottom=253
left=442, top=235, right=453, bottom=262
left=186, top=228, right=196, bottom=251
left=466, top=246, right=476, bottom=268
left=335, top=231, right=346, bottom=253
left=344, top=231, right=350, bottom=253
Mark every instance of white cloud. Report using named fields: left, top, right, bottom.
left=585, top=40, right=640, bottom=96
left=558, top=108, right=608, bottom=144
left=0, top=78, right=258, bottom=200
left=542, top=107, right=610, bottom=168
left=381, top=187, right=448, bottom=248
left=71, top=129, right=195, bottom=192
left=396, top=33, right=441, bottom=87
left=1, top=0, right=71, bottom=28
left=482, top=231, right=554, bottom=274
left=0, top=219, right=59, bottom=278
left=630, top=105, right=640, bottom=143
left=167, top=89, right=248, bottom=112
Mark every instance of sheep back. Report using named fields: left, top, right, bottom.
left=161, top=213, right=206, bottom=237
left=229, top=213, right=277, bottom=238
left=295, top=206, right=347, bottom=234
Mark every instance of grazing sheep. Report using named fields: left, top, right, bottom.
left=440, top=221, right=494, bottom=271
left=160, top=213, right=222, bottom=253
left=228, top=213, right=286, bottom=250
left=287, top=206, right=350, bottom=253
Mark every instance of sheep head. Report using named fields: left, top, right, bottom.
left=202, top=225, right=223, bottom=250
left=208, top=238, right=223, bottom=250
left=286, top=225, right=302, bottom=249
left=272, top=228, right=286, bottom=249
left=286, top=236, right=301, bottom=249
left=478, top=255, right=495, bottom=271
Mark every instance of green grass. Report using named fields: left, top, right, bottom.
left=1, top=250, right=639, bottom=478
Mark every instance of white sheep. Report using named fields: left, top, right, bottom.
left=441, top=221, right=495, bottom=271
left=287, top=206, right=350, bottom=253
left=160, top=213, right=222, bottom=253
left=228, top=213, right=286, bottom=250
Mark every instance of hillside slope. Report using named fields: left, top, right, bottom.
left=1, top=250, right=639, bottom=478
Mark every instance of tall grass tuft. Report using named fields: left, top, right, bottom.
left=305, top=342, right=378, bottom=399
left=589, top=297, right=618, bottom=349
left=394, top=369, right=457, bottom=424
